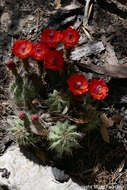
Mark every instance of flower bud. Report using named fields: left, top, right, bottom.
left=31, top=114, right=38, bottom=121
left=18, top=112, right=27, bottom=120
left=6, top=61, right=16, bottom=70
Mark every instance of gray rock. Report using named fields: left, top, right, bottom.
left=52, top=167, right=69, bottom=182
left=0, top=145, right=87, bottom=190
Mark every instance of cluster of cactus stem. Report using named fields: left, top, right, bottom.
left=48, top=90, right=69, bottom=113
left=49, top=120, right=81, bottom=155
left=11, top=114, right=41, bottom=145
left=6, top=27, right=108, bottom=154
left=9, top=60, right=43, bottom=108
left=7, top=59, right=103, bottom=153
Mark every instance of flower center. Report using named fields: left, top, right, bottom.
left=21, top=44, right=26, bottom=52
left=49, top=31, right=54, bottom=38
left=74, top=81, right=82, bottom=89
left=51, top=56, right=57, bottom=65
left=36, top=46, right=42, bottom=54
left=93, top=85, right=102, bottom=94
left=67, top=32, right=73, bottom=41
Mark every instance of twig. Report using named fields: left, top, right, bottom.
left=84, top=0, right=91, bottom=24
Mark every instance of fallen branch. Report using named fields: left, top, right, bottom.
left=71, top=41, right=105, bottom=61
left=79, top=61, right=127, bottom=78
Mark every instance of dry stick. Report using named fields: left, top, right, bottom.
left=74, top=0, right=94, bottom=38
left=73, top=0, right=91, bottom=29
left=84, top=0, right=91, bottom=24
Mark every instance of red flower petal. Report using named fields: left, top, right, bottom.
left=62, top=27, right=80, bottom=48
left=44, top=50, right=64, bottom=71
left=41, top=29, right=62, bottom=48
left=67, top=74, right=88, bottom=95
left=88, top=79, right=109, bottom=100
left=31, top=42, right=48, bottom=61
left=12, top=40, right=33, bottom=59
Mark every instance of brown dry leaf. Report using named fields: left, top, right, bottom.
left=30, top=123, right=49, bottom=136
left=105, top=43, right=118, bottom=65
left=67, top=115, right=89, bottom=124
left=111, top=114, right=123, bottom=123
left=118, top=160, right=125, bottom=173
left=100, top=113, right=113, bottom=128
left=32, top=99, right=40, bottom=104
left=118, top=119, right=124, bottom=129
left=54, top=0, right=61, bottom=9
left=44, top=116, right=65, bottom=122
left=111, top=114, right=124, bottom=129
left=100, top=125, right=110, bottom=143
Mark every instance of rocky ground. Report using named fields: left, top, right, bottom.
left=0, top=0, right=127, bottom=189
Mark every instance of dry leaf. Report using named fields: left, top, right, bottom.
left=111, top=114, right=124, bottom=129
left=118, top=160, right=125, bottom=173
left=30, top=123, right=48, bottom=136
left=100, top=125, right=110, bottom=143
left=54, top=0, right=61, bottom=9
left=62, top=105, right=69, bottom=114
left=67, top=115, right=89, bottom=123
left=111, top=114, right=122, bottom=123
left=32, top=99, right=40, bottom=104
left=118, top=119, right=124, bottom=129
left=100, top=113, right=113, bottom=128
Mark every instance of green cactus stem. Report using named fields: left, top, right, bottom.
left=48, top=90, right=69, bottom=113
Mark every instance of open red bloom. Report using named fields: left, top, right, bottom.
left=12, top=40, right=33, bottom=59
left=44, top=50, right=64, bottom=71
left=67, top=74, right=88, bottom=95
left=62, top=27, right=80, bottom=48
left=41, top=28, right=62, bottom=48
left=31, top=42, right=48, bottom=61
left=88, top=79, right=109, bottom=100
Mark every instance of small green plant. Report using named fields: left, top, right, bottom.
left=48, top=90, right=69, bottom=113
left=48, top=120, right=81, bottom=155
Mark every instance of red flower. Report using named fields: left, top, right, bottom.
left=6, top=61, right=16, bottom=70
left=44, top=50, right=64, bottom=71
left=62, top=27, right=80, bottom=48
left=41, top=28, right=62, bottom=48
left=18, top=112, right=27, bottom=120
left=88, top=79, right=109, bottom=100
left=31, top=42, right=48, bottom=61
left=67, top=74, right=88, bottom=95
left=12, top=40, right=33, bottom=59
left=31, top=114, right=38, bottom=121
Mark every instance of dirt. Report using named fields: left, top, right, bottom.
left=0, top=0, right=127, bottom=188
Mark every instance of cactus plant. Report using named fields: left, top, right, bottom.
left=11, top=116, right=40, bottom=146
left=10, top=76, right=24, bottom=106
left=48, top=120, right=81, bottom=155
left=48, top=90, right=69, bottom=113
left=10, top=73, right=41, bottom=108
